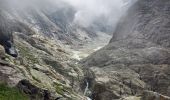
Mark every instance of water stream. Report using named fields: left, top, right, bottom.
left=84, top=79, right=89, bottom=95
left=84, top=80, right=92, bottom=100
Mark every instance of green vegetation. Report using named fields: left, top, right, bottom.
left=0, top=83, right=29, bottom=100
left=54, top=82, right=64, bottom=95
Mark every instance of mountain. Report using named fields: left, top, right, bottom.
left=81, top=0, right=170, bottom=99
left=0, top=0, right=112, bottom=99
left=1, top=0, right=170, bottom=100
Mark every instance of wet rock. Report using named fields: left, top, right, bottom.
left=4, top=43, right=18, bottom=57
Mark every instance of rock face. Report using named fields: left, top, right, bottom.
left=141, top=91, right=170, bottom=100
left=81, top=0, right=170, bottom=99
left=17, top=80, right=54, bottom=100
left=0, top=14, right=18, bottom=57
left=0, top=0, right=89, bottom=99
left=0, top=34, right=85, bottom=99
left=0, top=32, right=87, bottom=99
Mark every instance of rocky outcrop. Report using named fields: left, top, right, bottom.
left=141, top=91, right=170, bottom=100
left=81, top=0, right=170, bottom=99
left=0, top=32, right=86, bottom=99
left=120, top=91, right=170, bottom=100
left=0, top=14, right=18, bottom=57
left=17, top=80, right=55, bottom=100
left=0, top=14, right=86, bottom=100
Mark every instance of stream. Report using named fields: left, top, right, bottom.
left=84, top=80, right=92, bottom=100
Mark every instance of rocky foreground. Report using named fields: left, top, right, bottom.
left=0, top=33, right=88, bottom=99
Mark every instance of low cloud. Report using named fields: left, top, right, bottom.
left=2, top=0, right=135, bottom=30
left=61, top=0, right=134, bottom=27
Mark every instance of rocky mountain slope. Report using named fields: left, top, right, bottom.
left=0, top=0, right=116, bottom=99
left=81, top=0, right=170, bottom=99
left=0, top=0, right=111, bottom=99
left=1, top=0, right=170, bottom=100
left=0, top=0, right=112, bottom=49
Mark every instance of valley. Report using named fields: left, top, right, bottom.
left=71, top=32, right=111, bottom=60
left=0, top=0, right=170, bottom=100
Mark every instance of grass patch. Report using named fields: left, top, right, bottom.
left=0, top=83, right=29, bottom=100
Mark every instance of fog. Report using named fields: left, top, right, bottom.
left=61, top=0, right=135, bottom=27
left=2, top=0, right=135, bottom=30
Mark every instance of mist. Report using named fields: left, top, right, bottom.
left=2, top=0, right=135, bottom=32
left=61, top=0, right=135, bottom=27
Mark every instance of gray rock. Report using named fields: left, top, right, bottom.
left=81, top=0, right=170, bottom=99
left=17, top=80, right=55, bottom=100
left=141, top=91, right=170, bottom=100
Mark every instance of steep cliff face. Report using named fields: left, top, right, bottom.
left=82, top=0, right=170, bottom=99
left=110, top=0, right=170, bottom=47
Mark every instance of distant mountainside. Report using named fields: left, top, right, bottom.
left=82, top=0, right=170, bottom=99
left=0, top=0, right=113, bottom=48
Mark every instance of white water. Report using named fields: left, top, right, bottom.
left=84, top=80, right=89, bottom=95
left=84, top=80, right=92, bottom=100
left=87, top=97, right=92, bottom=100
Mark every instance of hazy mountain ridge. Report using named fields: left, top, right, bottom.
left=0, top=0, right=112, bottom=47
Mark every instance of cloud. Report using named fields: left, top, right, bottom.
left=61, top=0, right=134, bottom=27
left=3, top=0, right=135, bottom=30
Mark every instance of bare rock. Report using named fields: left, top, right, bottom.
left=141, top=91, right=170, bottom=100
left=0, top=45, right=5, bottom=59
